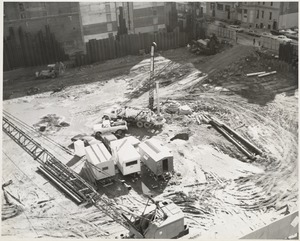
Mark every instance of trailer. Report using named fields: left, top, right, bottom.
left=104, top=105, right=165, bottom=129
left=85, top=143, right=115, bottom=181
left=97, top=133, right=118, bottom=153
left=139, top=139, right=174, bottom=177
left=111, top=139, right=141, bottom=176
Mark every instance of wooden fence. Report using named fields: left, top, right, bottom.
left=75, top=30, right=189, bottom=66
left=206, top=25, right=236, bottom=40
left=260, top=36, right=281, bottom=51
left=3, top=26, right=68, bottom=71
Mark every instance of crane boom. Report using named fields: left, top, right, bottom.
left=2, top=114, right=128, bottom=229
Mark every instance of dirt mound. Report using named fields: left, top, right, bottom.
left=33, top=114, right=70, bottom=133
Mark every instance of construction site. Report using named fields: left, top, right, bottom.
left=2, top=5, right=299, bottom=239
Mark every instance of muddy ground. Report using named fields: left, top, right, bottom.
left=2, top=39, right=298, bottom=239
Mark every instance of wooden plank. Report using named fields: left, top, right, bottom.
left=38, top=30, right=47, bottom=65
left=110, top=36, right=116, bottom=59
left=3, top=41, right=11, bottom=71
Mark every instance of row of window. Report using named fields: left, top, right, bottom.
left=215, top=3, right=231, bottom=11
left=258, top=2, right=273, bottom=6
left=243, top=9, right=273, bottom=20
left=255, top=23, right=272, bottom=29
left=244, top=2, right=274, bottom=7
left=256, top=10, right=273, bottom=20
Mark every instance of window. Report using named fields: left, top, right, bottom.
left=107, top=23, right=112, bottom=31
left=102, top=166, right=108, bottom=171
left=153, top=9, right=157, bottom=15
left=270, top=2, right=273, bottom=6
left=260, top=23, right=263, bottom=28
left=225, top=5, right=230, bottom=11
left=269, top=12, right=272, bottom=20
left=256, top=10, right=259, bottom=18
left=217, top=4, right=223, bottom=11
left=105, top=4, right=110, bottom=13
left=19, top=3, right=25, bottom=11
left=268, top=24, right=271, bottom=29
left=262, top=10, right=264, bottom=18
left=210, top=3, right=215, bottom=10
left=263, top=2, right=265, bottom=5
left=255, top=24, right=258, bottom=28
left=126, top=160, right=138, bottom=167
left=244, top=9, right=247, bottom=14
left=106, top=13, right=111, bottom=22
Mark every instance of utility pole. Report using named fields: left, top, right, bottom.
left=149, top=42, right=157, bottom=110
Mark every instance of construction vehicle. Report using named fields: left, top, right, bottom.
left=35, top=62, right=65, bottom=79
left=93, top=116, right=128, bottom=138
left=3, top=111, right=189, bottom=239
left=103, top=105, right=165, bottom=129
left=188, top=34, right=219, bottom=55
left=122, top=197, right=189, bottom=238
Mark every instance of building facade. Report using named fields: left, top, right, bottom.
left=237, top=2, right=281, bottom=30
left=4, top=2, right=85, bottom=55
left=206, top=2, right=239, bottom=22
left=79, top=2, right=121, bottom=42
left=278, top=2, right=298, bottom=29
left=131, top=2, right=167, bottom=33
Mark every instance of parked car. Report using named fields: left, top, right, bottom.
left=275, top=35, right=293, bottom=43
left=246, top=29, right=260, bottom=37
left=261, top=32, right=272, bottom=36
left=228, top=25, right=244, bottom=32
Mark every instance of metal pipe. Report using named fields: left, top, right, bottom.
left=246, top=71, right=266, bottom=77
left=258, top=71, right=277, bottom=77
left=38, top=166, right=83, bottom=204
left=156, top=81, right=160, bottom=115
left=222, top=124, right=263, bottom=155
left=210, top=121, right=255, bottom=159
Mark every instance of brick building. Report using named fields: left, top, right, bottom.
left=4, top=2, right=85, bottom=55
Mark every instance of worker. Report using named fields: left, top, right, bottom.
left=253, top=38, right=256, bottom=46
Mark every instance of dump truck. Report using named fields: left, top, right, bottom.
left=103, top=105, right=166, bottom=129
left=122, top=198, right=189, bottom=238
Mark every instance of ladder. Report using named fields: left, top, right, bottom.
left=3, top=116, right=98, bottom=204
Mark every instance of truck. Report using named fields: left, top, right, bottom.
left=103, top=105, right=166, bottom=129
left=93, top=118, right=128, bottom=138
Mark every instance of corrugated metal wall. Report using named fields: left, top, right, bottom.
left=75, top=30, right=189, bottom=66
left=3, top=25, right=68, bottom=71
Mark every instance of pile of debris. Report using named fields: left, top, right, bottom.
left=33, top=114, right=70, bottom=133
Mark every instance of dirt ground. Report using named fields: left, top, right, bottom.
left=2, top=37, right=298, bottom=239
